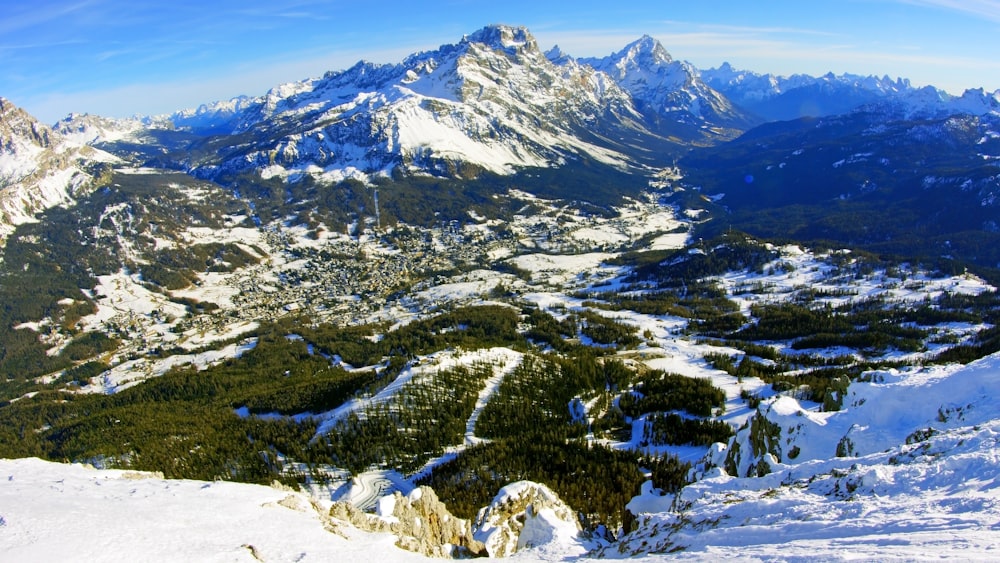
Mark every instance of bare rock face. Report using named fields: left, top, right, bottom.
left=0, top=97, right=113, bottom=244
left=328, top=481, right=583, bottom=558
left=329, top=485, right=485, bottom=558
left=473, top=481, right=581, bottom=557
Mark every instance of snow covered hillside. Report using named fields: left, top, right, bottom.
left=4, top=231, right=1000, bottom=560
left=0, top=98, right=117, bottom=243
left=0, top=457, right=429, bottom=563
left=607, top=353, right=1000, bottom=560
left=4, top=354, right=1000, bottom=560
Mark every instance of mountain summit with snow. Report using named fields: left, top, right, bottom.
left=0, top=98, right=118, bottom=242
left=579, top=35, right=751, bottom=128
left=51, top=25, right=752, bottom=191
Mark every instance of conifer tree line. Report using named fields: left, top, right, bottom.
left=0, top=305, right=702, bottom=531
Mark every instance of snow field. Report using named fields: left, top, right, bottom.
left=0, top=457, right=430, bottom=563
left=613, top=356, right=1000, bottom=559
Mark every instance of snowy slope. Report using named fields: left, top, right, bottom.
left=181, top=25, right=662, bottom=184
left=716, top=353, right=1000, bottom=477
left=0, top=98, right=117, bottom=243
left=5, top=344, right=1000, bottom=562
left=609, top=417, right=1000, bottom=560
left=0, top=457, right=430, bottom=563
left=4, top=243, right=1000, bottom=560
left=578, top=36, right=751, bottom=129
left=606, top=353, right=1000, bottom=560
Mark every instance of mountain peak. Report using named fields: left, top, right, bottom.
left=0, top=96, right=53, bottom=151
left=618, top=34, right=674, bottom=66
left=576, top=35, right=749, bottom=128
left=544, top=45, right=572, bottom=65
left=463, top=24, right=538, bottom=54
left=581, top=35, right=678, bottom=81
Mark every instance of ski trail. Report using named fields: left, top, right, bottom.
left=407, top=348, right=523, bottom=482
left=312, top=347, right=522, bottom=441
left=464, top=350, right=523, bottom=446
left=312, top=364, right=420, bottom=439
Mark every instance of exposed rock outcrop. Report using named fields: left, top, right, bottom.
left=328, top=480, right=584, bottom=559
left=329, top=485, right=485, bottom=558
left=473, top=481, right=582, bottom=558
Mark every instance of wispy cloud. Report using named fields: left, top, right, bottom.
left=657, top=20, right=840, bottom=38
left=0, top=0, right=97, bottom=35
left=233, top=1, right=333, bottom=21
left=0, top=39, right=88, bottom=53
left=532, top=19, right=842, bottom=60
left=533, top=26, right=812, bottom=62
left=897, top=0, right=1000, bottom=23
left=14, top=41, right=427, bottom=123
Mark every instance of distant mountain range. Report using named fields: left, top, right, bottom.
left=702, top=62, right=1000, bottom=121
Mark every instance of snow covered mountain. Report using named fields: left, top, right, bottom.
left=703, top=62, right=1000, bottom=121
left=56, top=25, right=998, bottom=194
left=0, top=98, right=117, bottom=242
left=65, top=26, right=751, bottom=189
left=6, top=22, right=1000, bottom=563
left=578, top=36, right=753, bottom=131
left=163, top=95, right=258, bottom=135
left=158, top=25, right=688, bottom=185
left=53, top=112, right=147, bottom=146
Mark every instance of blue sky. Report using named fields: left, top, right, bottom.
left=4, top=0, right=1000, bottom=124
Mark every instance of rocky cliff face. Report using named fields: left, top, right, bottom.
left=0, top=98, right=116, bottom=244
left=329, top=486, right=485, bottom=558
left=328, top=480, right=583, bottom=559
